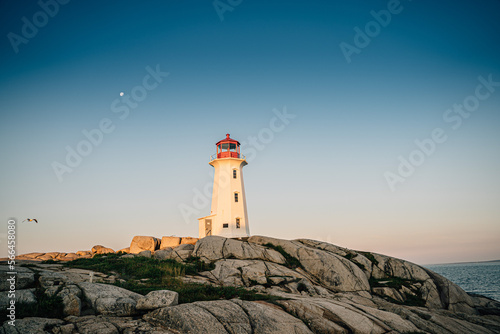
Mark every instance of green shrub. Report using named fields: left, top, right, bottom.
left=369, top=277, right=426, bottom=307
left=65, top=254, right=190, bottom=284
left=343, top=253, right=355, bottom=260
left=297, top=282, right=308, bottom=293
left=114, top=277, right=283, bottom=304
left=184, top=256, right=215, bottom=274
left=65, top=252, right=280, bottom=304
left=359, top=252, right=379, bottom=266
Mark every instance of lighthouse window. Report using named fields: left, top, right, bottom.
left=223, top=223, right=228, bottom=228
left=233, top=170, right=237, bottom=179
left=236, top=218, right=240, bottom=228
left=234, top=193, right=238, bottom=202
left=229, top=143, right=236, bottom=151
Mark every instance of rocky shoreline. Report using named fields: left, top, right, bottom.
left=2, top=235, right=500, bottom=333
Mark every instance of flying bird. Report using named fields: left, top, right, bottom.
left=22, top=218, right=38, bottom=223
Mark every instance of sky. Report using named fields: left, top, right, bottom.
left=0, top=0, right=499, bottom=265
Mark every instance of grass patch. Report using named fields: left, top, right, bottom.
left=263, top=243, right=302, bottom=269
left=64, top=253, right=214, bottom=284
left=184, top=256, right=215, bottom=274
left=64, top=252, right=278, bottom=304
left=114, top=277, right=282, bottom=304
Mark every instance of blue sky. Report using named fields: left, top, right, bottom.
left=1, top=0, right=499, bottom=264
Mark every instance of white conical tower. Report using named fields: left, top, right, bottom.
left=198, top=134, right=250, bottom=239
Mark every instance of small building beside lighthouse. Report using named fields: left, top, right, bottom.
left=198, top=134, right=250, bottom=239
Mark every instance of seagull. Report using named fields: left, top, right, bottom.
left=22, top=218, right=38, bottom=223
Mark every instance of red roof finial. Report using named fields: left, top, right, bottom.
left=216, top=133, right=240, bottom=146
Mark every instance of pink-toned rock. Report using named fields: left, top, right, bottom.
left=76, top=251, right=92, bottom=257
left=160, top=237, right=181, bottom=249
left=36, top=254, right=56, bottom=261
left=180, top=237, right=198, bottom=245
left=56, top=253, right=68, bottom=260
left=91, top=245, right=115, bottom=255
left=15, top=254, right=42, bottom=261
left=45, top=252, right=61, bottom=259
left=117, top=247, right=130, bottom=254
left=21, top=252, right=45, bottom=259
left=59, top=253, right=79, bottom=261
left=130, top=236, right=160, bottom=254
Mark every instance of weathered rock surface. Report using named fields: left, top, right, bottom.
left=130, top=236, right=160, bottom=254
left=153, top=245, right=194, bottom=262
left=78, top=282, right=142, bottom=316
left=180, top=237, right=199, bottom=245
left=2, top=235, right=500, bottom=333
left=0, top=266, right=35, bottom=291
left=144, top=299, right=312, bottom=333
left=138, top=250, right=152, bottom=258
left=117, top=247, right=130, bottom=254
left=91, top=245, right=115, bottom=255
left=0, top=317, right=64, bottom=334
left=136, top=290, right=179, bottom=310
left=0, top=288, right=36, bottom=309
left=193, top=235, right=286, bottom=264
left=6, top=235, right=197, bottom=263
left=76, top=250, right=92, bottom=257
left=57, top=284, right=82, bottom=316
left=160, top=236, right=199, bottom=250
left=248, top=236, right=370, bottom=292
left=160, top=236, right=181, bottom=249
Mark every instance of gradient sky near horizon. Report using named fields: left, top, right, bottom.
left=1, top=0, right=499, bottom=264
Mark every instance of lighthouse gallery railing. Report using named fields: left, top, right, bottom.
left=210, top=153, right=246, bottom=161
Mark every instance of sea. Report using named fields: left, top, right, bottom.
left=424, top=260, right=500, bottom=301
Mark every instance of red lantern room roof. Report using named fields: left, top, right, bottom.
left=212, top=133, right=244, bottom=160
left=216, top=133, right=240, bottom=146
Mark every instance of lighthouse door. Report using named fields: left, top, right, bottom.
left=205, top=219, right=212, bottom=236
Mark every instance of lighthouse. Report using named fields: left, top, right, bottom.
left=198, top=134, right=250, bottom=239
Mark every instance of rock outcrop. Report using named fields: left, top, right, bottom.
left=129, top=236, right=161, bottom=254
left=91, top=245, right=115, bottom=255
left=160, top=236, right=199, bottom=249
left=136, top=290, right=179, bottom=310
left=6, top=235, right=199, bottom=262
left=2, top=235, right=500, bottom=334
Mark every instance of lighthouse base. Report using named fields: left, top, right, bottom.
left=198, top=215, right=250, bottom=239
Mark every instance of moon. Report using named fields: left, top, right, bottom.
left=119, top=92, right=124, bottom=97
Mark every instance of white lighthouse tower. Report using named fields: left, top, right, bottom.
left=198, top=134, right=250, bottom=239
